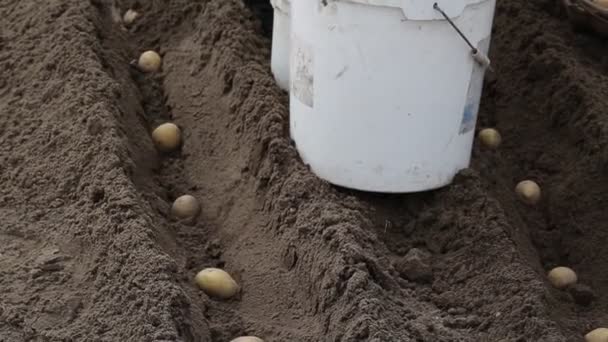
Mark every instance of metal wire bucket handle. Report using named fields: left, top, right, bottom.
left=433, top=2, right=493, bottom=70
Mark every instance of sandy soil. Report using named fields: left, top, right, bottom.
left=1, top=0, right=607, bottom=341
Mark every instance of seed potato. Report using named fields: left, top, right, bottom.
left=515, top=180, right=541, bottom=205
left=171, top=195, right=200, bottom=219
left=152, top=123, right=181, bottom=152
left=123, top=9, right=139, bottom=26
left=585, top=328, right=608, bottom=342
left=547, top=266, right=577, bottom=289
left=195, top=268, right=240, bottom=299
left=478, top=128, right=502, bottom=149
left=138, top=50, right=162, bottom=73
left=230, top=337, right=264, bottom=342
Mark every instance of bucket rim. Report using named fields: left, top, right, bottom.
left=324, top=0, right=493, bottom=20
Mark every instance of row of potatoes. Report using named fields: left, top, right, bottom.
left=478, top=129, right=606, bottom=342
left=478, top=129, right=541, bottom=205
left=126, top=10, right=263, bottom=342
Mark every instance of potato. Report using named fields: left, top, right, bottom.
left=478, top=128, right=502, bottom=149
left=195, top=268, right=240, bottom=299
left=515, top=180, right=541, bottom=205
left=171, top=195, right=200, bottom=219
left=586, top=328, right=608, bottom=342
left=547, top=267, right=577, bottom=289
left=230, top=337, right=264, bottom=342
left=123, top=9, right=139, bottom=26
left=138, top=50, right=162, bottom=73
left=152, top=123, right=181, bottom=152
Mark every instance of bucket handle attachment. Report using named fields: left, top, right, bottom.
left=433, top=3, right=492, bottom=71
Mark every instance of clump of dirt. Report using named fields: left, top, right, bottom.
left=2, top=0, right=608, bottom=341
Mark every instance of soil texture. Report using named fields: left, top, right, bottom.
left=1, top=0, right=608, bottom=341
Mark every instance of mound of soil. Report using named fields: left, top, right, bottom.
left=1, top=0, right=607, bottom=341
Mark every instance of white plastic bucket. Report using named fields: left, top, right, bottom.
left=271, top=0, right=290, bottom=91
left=290, top=0, right=496, bottom=193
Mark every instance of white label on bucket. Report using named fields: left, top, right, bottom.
left=292, top=35, right=314, bottom=108
left=459, top=36, right=491, bottom=135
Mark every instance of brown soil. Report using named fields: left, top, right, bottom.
left=1, top=0, right=607, bottom=341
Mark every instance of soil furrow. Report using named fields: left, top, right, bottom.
left=475, top=0, right=608, bottom=339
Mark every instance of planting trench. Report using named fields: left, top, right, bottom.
left=1, top=0, right=608, bottom=341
